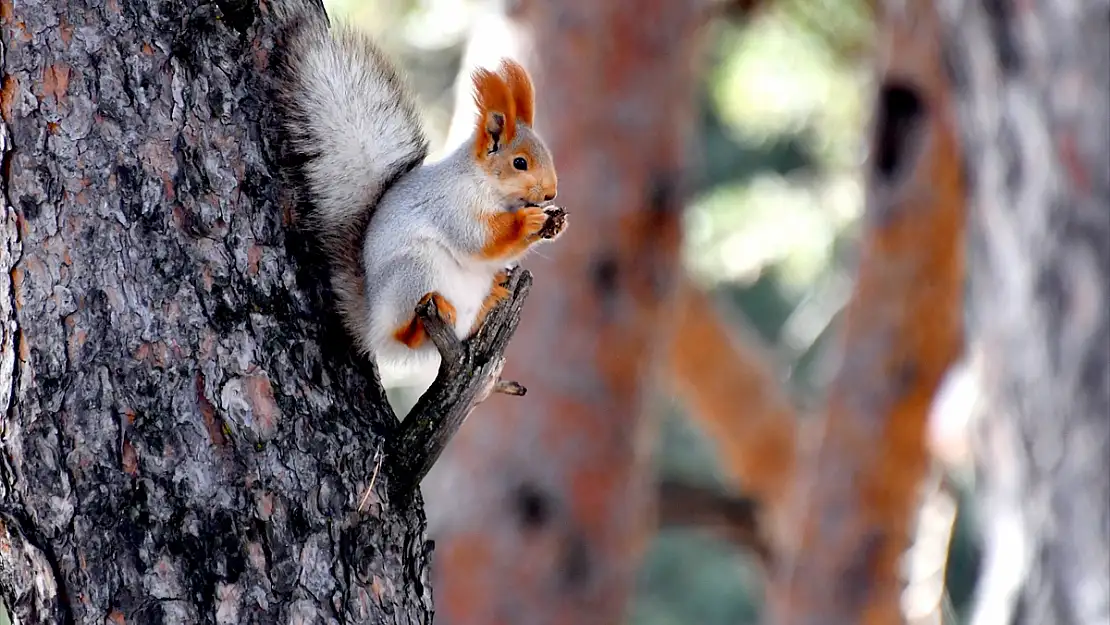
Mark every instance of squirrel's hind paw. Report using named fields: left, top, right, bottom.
left=393, top=292, right=458, bottom=349
left=416, top=292, right=458, bottom=327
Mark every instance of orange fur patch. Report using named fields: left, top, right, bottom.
left=392, top=292, right=458, bottom=349
left=392, top=316, right=426, bottom=349
left=470, top=272, right=513, bottom=335
left=472, top=67, right=516, bottom=159
left=499, top=59, right=535, bottom=126
left=479, top=208, right=546, bottom=260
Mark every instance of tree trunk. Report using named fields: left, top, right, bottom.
left=937, top=0, right=1110, bottom=623
left=421, top=1, right=707, bottom=624
left=0, top=1, right=437, bottom=622
left=765, top=0, right=967, bottom=620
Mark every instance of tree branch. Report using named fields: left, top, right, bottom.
left=387, top=266, right=534, bottom=499
left=656, top=481, right=771, bottom=564
left=666, top=278, right=798, bottom=539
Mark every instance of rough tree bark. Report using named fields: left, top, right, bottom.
left=936, top=0, right=1110, bottom=623
left=0, top=1, right=527, bottom=622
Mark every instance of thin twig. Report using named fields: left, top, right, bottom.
left=357, top=446, right=384, bottom=513
left=494, top=379, right=527, bottom=396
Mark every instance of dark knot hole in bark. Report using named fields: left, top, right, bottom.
left=513, top=481, right=553, bottom=529
left=872, top=82, right=927, bottom=188
left=215, top=0, right=256, bottom=33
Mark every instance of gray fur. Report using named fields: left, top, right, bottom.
left=272, top=4, right=429, bottom=355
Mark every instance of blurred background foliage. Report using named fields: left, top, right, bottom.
left=322, top=0, right=981, bottom=622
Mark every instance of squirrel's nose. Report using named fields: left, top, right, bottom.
left=544, top=191, right=557, bottom=202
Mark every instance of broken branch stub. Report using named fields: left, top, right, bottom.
left=387, top=266, right=534, bottom=499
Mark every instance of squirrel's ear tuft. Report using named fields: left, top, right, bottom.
left=472, top=67, right=516, bottom=158
left=498, top=59, right=535, bottom=127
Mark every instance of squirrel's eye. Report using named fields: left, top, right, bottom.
left=512, top=157, right=528, bottom=171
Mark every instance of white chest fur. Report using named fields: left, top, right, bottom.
left=367, top=236, right=498, bottom=392
left=432, top=255, right=495, bottom=340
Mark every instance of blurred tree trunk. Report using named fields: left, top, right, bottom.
left=439, top=4, right=797, bottom=523
left=422, top=1, right=706, bottom=624
left=0, top=1, right=435, bottom=623
left=937, top=1, right=1110, bottom=624
left=765, top=0, right=967, bottom=621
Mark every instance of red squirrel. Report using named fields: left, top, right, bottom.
left=272, top=3, right=567, bottom=391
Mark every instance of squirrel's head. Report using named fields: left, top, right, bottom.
left=471, top=59, right=558, bottom=210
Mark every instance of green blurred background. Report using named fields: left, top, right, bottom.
left=322, top=1, right=982, bottom=622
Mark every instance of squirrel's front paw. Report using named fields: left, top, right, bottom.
left=538, top=206, right=567, bottom=240
left=493, top=268, right=512, bottom=289
left=487, top=270, right=512, bottom=304
left=520, top=206, right=549, bottom=238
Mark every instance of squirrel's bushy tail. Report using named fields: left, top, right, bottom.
left=271, top=0, right=429, bottom=354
